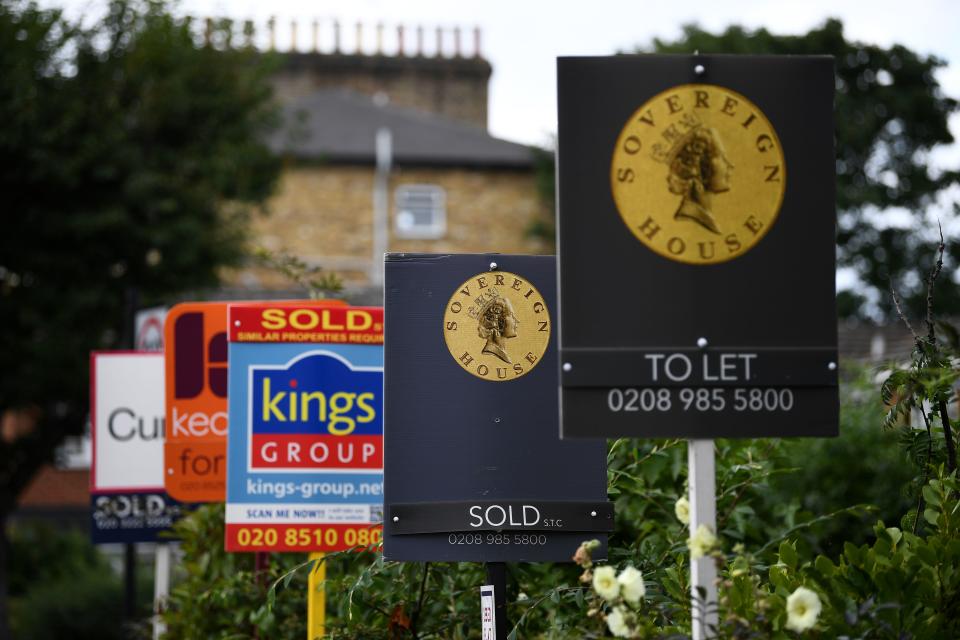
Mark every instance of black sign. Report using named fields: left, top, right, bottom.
left=383, top=254, right=610, bottom=562
left=557, top=55, right=838, bottom=439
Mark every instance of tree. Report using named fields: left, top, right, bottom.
left=643, top=19, right=959, bottom=320
left=0, top=1, right=280, bottom=635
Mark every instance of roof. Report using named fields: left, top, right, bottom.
left=268, top=89, right=537, bottom=168
left=837, top=321, right=918, bottom=364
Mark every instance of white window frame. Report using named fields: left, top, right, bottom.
left=394, top=184, right=447, bottom=239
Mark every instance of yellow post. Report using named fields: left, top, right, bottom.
left=307, top=553, right=326, bottom=639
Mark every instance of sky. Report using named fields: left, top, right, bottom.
left=57, top=0, right=960, bottom=150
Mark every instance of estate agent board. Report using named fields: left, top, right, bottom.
left=383, top=253, right=611, bottom=562
left=224, top=303, right=384, bottom=552
left=90, top=352, right=181, bottom=543
left=556, top=55, right=839, bottom=439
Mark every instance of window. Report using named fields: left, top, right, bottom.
left=394, top=185, right=446, bottom=239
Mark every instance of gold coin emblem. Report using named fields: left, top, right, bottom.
left=610, top=84, right=786, bottom=265
left=443, top=271, right=551, bottom=381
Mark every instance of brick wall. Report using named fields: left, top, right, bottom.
left=234, top=164, right=551, bottom=290
left=273, top=53, right=491, bottom=129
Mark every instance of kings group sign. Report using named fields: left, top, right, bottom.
left=225, top=304, right=384, bottom=552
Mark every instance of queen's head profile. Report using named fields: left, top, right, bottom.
left=665, top=126, right=733, bottom=234
left=477, top=294, right=518, bottom=364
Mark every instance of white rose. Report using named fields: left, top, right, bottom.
left=605, top=605, right=633, bottom=638
left=785, top=586, right=822, bottom=633
left=674, top=496, right=690, bottom=525
left=592, top=565, right=620, bottom=601
left=688, top=524, right=718, bottom=560
left=616, top=566, right=646, bottom=604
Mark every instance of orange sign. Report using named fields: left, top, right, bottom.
left=163, top=303, right=230, bottom=502
left=164, top=300, right=344, bottom=502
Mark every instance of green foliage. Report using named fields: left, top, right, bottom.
left=643, top=20, right=959, bottom=319
left=163, top=503, right=307, bottom=639
left=7, top=522, right=154, bottom=639
left=0, top=0, right=281, bottom=520
left=762, top=369, right=914, bottom=555
left=526, top=145, right=557, bottom=244
left=720, top=472, right=960, bottom=639
left=253, top=246, right=343, bottom=298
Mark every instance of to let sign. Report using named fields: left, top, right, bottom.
left=556, top=55, right=839, bottom=439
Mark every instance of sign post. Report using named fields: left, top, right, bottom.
left=383, top=253, right=612, bottom=637
left=90, top=351, right=182, bottom=639
left=556, top=54, right=838, bottom=639
left=688, top=440, right=717, bottom=637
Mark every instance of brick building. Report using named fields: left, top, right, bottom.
left=230, top=23, right=551, bottom=301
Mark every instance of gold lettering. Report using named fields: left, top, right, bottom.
left=667, top=237, right=686, bottom=255
left=744, top=216, right=764, bottom=235
left=525, top=352, right=538, bottom=365
left=446, top=321, right=457, bottom=331
left=511, top=279, right=522, bottom=291
left=741, top=113, right=757, bottom=129
left=638, top=217, right=661, bottom=240
left=764, top=165, right=781, bottom=182
left=450, top=301, right=462, bottom=314
left=721, top=96, right=738, bottom=116
left=637, top=110, right=655, bottom=126
left=694, top=90, right=709, bottom=108
left=623, top=135, right=642, bottom=154
left=616, top=167, right=635, bottom=183
left=494, top=274, right=504, bottom=286
left=725, top=233, right=742, bottom=253
left=756, top=134, right=773, bottom=152
left=459, top=351, right=474, bottom=366
left=477, top=277, right=488, bottom=289
left=698, top=241, right=716, bottom=259
left=665, top=94, right=682, bottom=114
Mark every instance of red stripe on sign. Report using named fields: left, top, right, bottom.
left=229, top=305, right=383, bottom=343
left=250, top=435, right=382, bottom=469
left=225, top=523, right=382, bottom=552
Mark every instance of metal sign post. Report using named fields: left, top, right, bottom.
left=484, top=563, right=508, bottom=639
left=307, top=553, right=326, bottom=639
left=153, top=543, right=171, bottom=640
left=688, top=440, right=717, bottom=639
left=555, top=54, right=838, bottom=639
left=383, top=254, right=612, bottom=638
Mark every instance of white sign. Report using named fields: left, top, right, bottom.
left=480, top=585, right=496, bottom=640
left=91, top=352, right=165, bottom=491
left=135, top=307, right=167, bottom=352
